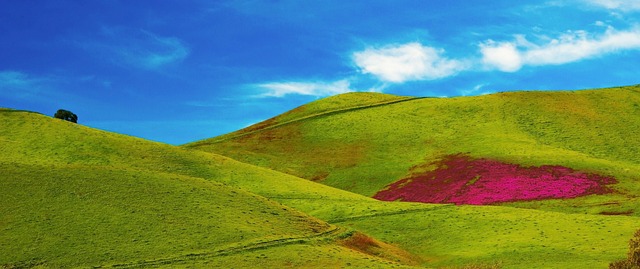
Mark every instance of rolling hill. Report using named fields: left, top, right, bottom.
left=0, top=109, right=416, bottom=268
left=186, top=86, right=640, bottom=216
left=3, top=85, right=640, bottom=268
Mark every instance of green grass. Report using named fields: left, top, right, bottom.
left=264, top=195, right=639, bottom=268
left=0, top=109, right=368, bottom=203
left=325, top=202, right=638, bottom=269
left=187, top=86, right=640, bottom=215
left=191, top=92, right=417, bottom=144
left=162, top=242, right=419, bottom=269
left=0, top=163, right=331, bottom=268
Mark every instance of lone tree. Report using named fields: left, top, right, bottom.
left=53, top=109, right=78, bottom=123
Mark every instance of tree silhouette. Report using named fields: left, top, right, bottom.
left=53, top=109, right=78, bottom=123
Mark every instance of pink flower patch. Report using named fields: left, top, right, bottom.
left=373, top=154, right=616, bottom=205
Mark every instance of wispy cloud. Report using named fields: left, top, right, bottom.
left=79, top=27, right=189, bottom=70
left=352, top=42, right=466, bottom=83
left=134, top=34, right=189, bottom=69
left=0, top=71, right=34, bottom=88
left=255, top=79, right=354, bottom=97
left=459, top=83, right=494, bottom=96
left=480, top=27, right=640, bottom=72
left=584, top=0, right=640, bottom=11
left=0, top=71, right=48, bottom=99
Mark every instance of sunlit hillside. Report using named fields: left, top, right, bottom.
left=187, top=86, right=640, bottom=216
left=0, top=109, right=416, bottom=268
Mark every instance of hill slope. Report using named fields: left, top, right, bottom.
left=186, top=86, right=640, bottom=215
left=209, top=92, right=418, bottom=143
left=0, top=109, right=415, bottom=268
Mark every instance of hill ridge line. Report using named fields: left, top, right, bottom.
left=195, top=96, right=426, bottom=145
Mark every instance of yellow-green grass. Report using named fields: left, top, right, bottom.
left=260, top=193, right=640, bottom=268
left=0, top=163, right=332, bottom=268
left=187, top=86, right=640, bottom=215
left=156, top=242, right=420, bottom=269
left=316, top=201, right=638, bottom=269
left=0, top=108, right=375, bottom=203
left=198, top=92, right=417, bottom=143
left=251, top=193, right=638, bottom=268
left=0, top=109, right=412, bottom=268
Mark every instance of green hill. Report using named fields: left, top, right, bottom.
left=209, top=92, right=418, bottom=143
left=183, top=85, right=640, bottom=267
left=186, top=85, right=640, bottom=216
left=0, top=109, right=415, bottom=268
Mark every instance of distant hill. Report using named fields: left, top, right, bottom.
left=186, top=86, right=640, bottom=216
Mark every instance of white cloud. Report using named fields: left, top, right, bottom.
left=352, top=42, right=466, bottom=83
left=480, top=41, right=523, bottom=72
left=480, top=27, right=640, bottom=71
left=256, top=79, right=354, bottom=97
left=584, top=0, right=640, bottom=11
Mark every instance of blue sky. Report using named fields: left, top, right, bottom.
left=1, top=0, right=640, bottom=144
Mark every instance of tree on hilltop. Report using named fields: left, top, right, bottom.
left=54, top=109, right=78, bottom=123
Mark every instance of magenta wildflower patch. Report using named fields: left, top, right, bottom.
left=373, top=154, right=616, bottom=205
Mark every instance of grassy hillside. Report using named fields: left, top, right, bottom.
left=0, top=109, right=414, bottom=268
left=333, top=203, right=639, bottom=269
left=4, top=83, right=640, bottom=269
left=0, top=108, right=370, bottom=202
left=1, top=163, right=331, bottom=267
left=186, top=86, right=640, bottom=216
left=277, top=196, right=638, bottom=268
left=209, top=92, right=418, bottom=143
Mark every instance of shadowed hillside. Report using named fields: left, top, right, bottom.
left=187, top=85, right=640, bottom=216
